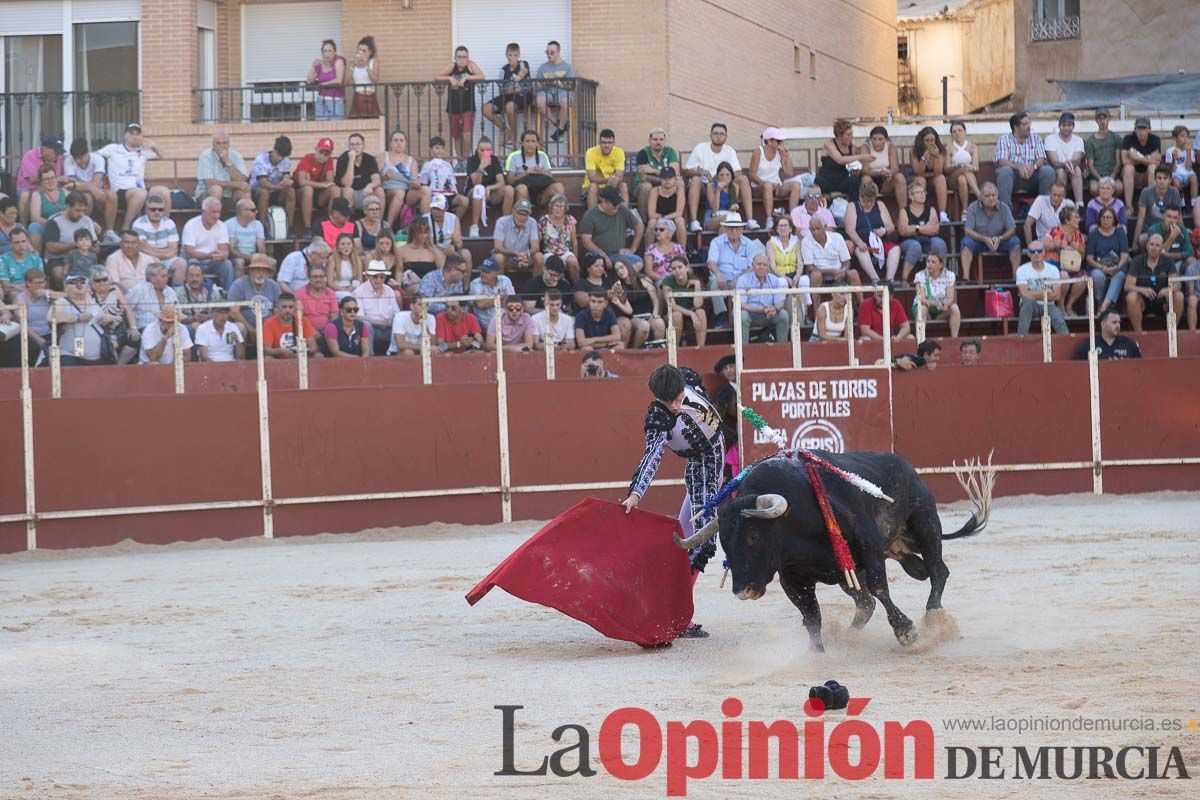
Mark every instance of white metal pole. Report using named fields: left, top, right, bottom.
left=544, top=321, right=556, bottom=380
left=1041, top=288, right=1052, bottom=363
left=50, top=317, right=61, bottom=399
left=882, top=284, right=892, bottom=367
left=666, top=295, right=678, bottom=367
left=173, top=312, right=184, bottom=394
left=790, top=295, right=802, bottom=368
left=1167, top=283, right=1178, bottom=358
left=1086, top=278, right=1096, bottom=355
left=420, top=313, right=432, bottom=384
left=846, top=291, right=857, bottom=366
left=732, top=288, right=745, bottom=471
left=19, top=306, right=36, bottom=551
left=254, top=302, right=274, bottom=539
left=915, top=290, right=927, bottom=344
left=494, top=295, right=512, bottom=523
left=296, top=305, right=309, bottom=390
left=1088, top=347, right=1103, bottom=495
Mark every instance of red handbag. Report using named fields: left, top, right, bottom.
left=985, top=287, right=1014, bottom=318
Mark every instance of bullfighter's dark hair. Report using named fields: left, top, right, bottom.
left=648, top=364, right=685, bottom=403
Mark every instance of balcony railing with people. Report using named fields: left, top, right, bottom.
left=0, top=91, right=141, bottom=173
left=192, top=78, right=599, bottom=168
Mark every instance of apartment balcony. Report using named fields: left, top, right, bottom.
left=0, top=90, right=141, bottom=164
left=1030, top=15, right=1081, bottom=43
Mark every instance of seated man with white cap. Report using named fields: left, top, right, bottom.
left=424, top=193, right=473, bottom=272
left=746, top=127, right=802, bottom=226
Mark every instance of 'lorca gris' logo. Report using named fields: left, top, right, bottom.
left=792, top=420, right=845, bottom=453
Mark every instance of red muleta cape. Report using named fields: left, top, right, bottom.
left=466, top=498, right=694, bottom=646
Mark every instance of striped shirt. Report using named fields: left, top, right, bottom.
left=994, top=133, right=1046, bottom=166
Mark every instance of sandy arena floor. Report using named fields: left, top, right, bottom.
left=1, top=491, right=1198, bottom=799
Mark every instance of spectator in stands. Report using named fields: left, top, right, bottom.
left=858, top=283, right=913, bottom=342
left=307, top=39, right=347, bottom=120
left=228, top=253, right=283, bottom=337
left=176, top=263, right=222, bottom=335
left=635, top=129, right=681, bottom=222
left=1075, top=307, right=1141, bottom=361
left=1086, top=108, right=1123, bottom=198
left=531, top=288, right=576, bottom=350
left=356, top=195, right=388, bottom=254
left=0, top=199, right=17, bottom=258
left=843, top=179, right=899, bottom=283
left=573, top=251, right=614, bottom=310
left=225, top=198, right=268, bottom=279
left=388, top=295, right=434, bottom=356
left=1166, top=125, right=1197, bottom=199
left=911, top=251, right=960, bottom=338
left=470, top=257, right=515, bottom=331
left=277, top=239, right=330, bottom=294
left=483, top=43, right=532, bottom=150
left=435, top=46, right=485, bottom=160
left=263, top=293, right=320, bottom=358
left=891, top=339, right=941, bottom=371
left=897, top=180, right=948, bottom=284
left=802, top=216, right=855, bottom=289
left=960, top=182, right=1020, bottom=282
left=644, top=166, right=685, bottom=248
left=82, top=267, right=134, bottom=365
left=354, top=261, right=401, bottom=354
left=132, top=195, right=187, bottom=284
left=49, top=270, right=108, bottom=366
left=816, top=119, right=865, bottom=207
left=661, top=255, right=707, bottom=347
left=1145, top=205, right=1196, bottom=282
left=521, top=254, right=571, bottom=313
left=578, top=187, right=643, bottom=273
left=347, top=36, right=380, bottom=118
left=397, top=217, right=445, bottom=282
left=104, top=229, right=153, bottom=292
left=195, top=305, right=244, bottom=362
left=535, top=193, right=579, bottom=282
left=582, top=128, right=627, bottom=209
left=574, top=290, right=622, bottom=351
left=250, top=135, right=295, bottom=229
left=425, top=194, right=472, bottom=271
left=182, top=196, right=234, bottom=290
left=1044, top=205, right=1089, bottom=314
left=125, top=262, right=179, bottom=332
left=1124, top=234, right=1182, bottom=333
left=1121, top=117, right=1163, bottom=211
left=371, top=232, right=404, bottom=293
left=295, top=137, right=337, bottom=234
left=959, top=338, right=981, bottom=365
left=995, top=112, right=1054, bottom=209
left=420, top=136, right=469, bottom=221
left=644, top=217, right=686, bottom=283
left=28, top=164, right=69, bottom=252
left=336, top=133, right=384, bottom=212
left=485, top=294, right=535, bottom=352
left=316, top=196, right=356, bottom=252
left=63, top=138, right=115, bottom=234
left=419, top=255, right=466, bottom=315
left=138, top=304, right=192, bottom=365
left=326, top=295, right=372, bottom=357
left=436, top=298, right=482, bottom=353
left=791, top=185, right=835, bottom=239
left=41, top=192, right=98, bottom=284
left=0, top=228, right=43, bottom=301
left=1133, top=166, right=1182, bottom=249
left=97, top=123, right=163, bottom=235
left=465, top=136, right=511, bottom=238
left=1025, top=180, right=1075, bottom=244
left=686, top=123, right=757, bottom=231
left=16, top=135, right=64, bottom=224
left=736, top=253, right=790, bottom=343
left=295, top=264, right=339, bottom=346
left=748, top=127, right=802, bottom=225
left=860, top=125, right=906, bottom=210
left=579, top=349, right=618, bottom=378
left=492, top=199, right=539, bottom=274
left=910, top=128, right=950, bottom=223
left=65, top=229, right=98, bottom=277
left=380, top=129, right=430, bottom=229
left=505, top=130, right=563, bottom=210
left=1086, top=206, right=1131, bottom=315
left=945, top=120, right=980, bottom=217
left=1044, top=112, right=1086, bottom=204
left=194, top=130, right=250, bottom=211
left=1085, top=176, right=1126, bottom=232
left=611, top=260, right=663, bottom=347
left=14, top=268, right=52, bottom=355
left=767, top=215, right=806, bottom=295
left=700, top=161, right=743, bottom=232
left=535, top=41, right=574, bottom=143
left=328, top=232, right=363, bottom=297
left=812, top=285, right=851, bottom=343
left=705, top=212, right=763, bottom=325
left=1015, top=243, right=1067, bottom=336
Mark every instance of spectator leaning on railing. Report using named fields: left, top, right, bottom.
left=347, top=36, right=380, bottom=118
left=435, top=46, right=486, bottom=160
left=307, top=39, right=347, bottom=121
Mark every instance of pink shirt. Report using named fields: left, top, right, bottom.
left=18, top=148, right=63, bottom=192
left=295, top=284, right=339, bottom=331
left=791, top=205, right=836, bottom=238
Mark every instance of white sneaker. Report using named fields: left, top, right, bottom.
left=102, top=229, right=121, bottom=244
left=746, top=219, right=761, bottom=231
left=689, top=220, right=702, bottom=233
left=939, top=211, right=951, bottom=224
left=469, top=225, right=480, bottom=238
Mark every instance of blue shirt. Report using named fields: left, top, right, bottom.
left=418, top=269, right=465, bottom=314
left=735, top=270, right=788, bottom=310
left=225, top=216, right=265, bottom=255
left=0, top=250, right=43, bottom=284
left=574, top=307, right=618, bottom=339
left=468, top=274, right=515, bottom=329
left=707, top=234, right=765, bottom=283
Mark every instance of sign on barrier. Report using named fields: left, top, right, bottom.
left=738, top=367, right=894, bottom=464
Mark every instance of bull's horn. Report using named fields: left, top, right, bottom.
left=674, top=518, right=720, bottom=550
left=740, top=493, right=788, bottom=519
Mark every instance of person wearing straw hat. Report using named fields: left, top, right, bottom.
left=354, top=260, right=401, bottom=355
left=139, top=303, right=193, bottom=364
left=228, top=253, right=282, bottom=339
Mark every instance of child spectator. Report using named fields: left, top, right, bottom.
left=66, top=228, right=98, bottom=275
left=465, top=136, right=512, bottom=238
left=435, top=46, right=486, bottom=160
left=249, top=135, right=295, bottom=229
left=419, top=137, right=469, bottom=220
left=482, top=43, right=531, bottom=150
left=1166, top=125, right=1197, bottom=199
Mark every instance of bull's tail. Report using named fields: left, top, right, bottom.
left=943, top=451, right=997, bottom=540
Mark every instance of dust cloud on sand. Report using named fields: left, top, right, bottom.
left=1, top=492, right=1197, bottom=799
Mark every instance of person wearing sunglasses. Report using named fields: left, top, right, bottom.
left=790, top=186, right=834, bottom=239
left=1015, top=243, right=1068, bottom=337
left=326, top=295, right=372, bottom=357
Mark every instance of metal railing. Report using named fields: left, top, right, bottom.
left=0, top=90, right=141, bottom=167
left=192, top=78, right=599, bottom=168
left=1030, top=15, right=1081, bottom=42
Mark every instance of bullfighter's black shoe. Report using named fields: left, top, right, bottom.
left=678, top=624, right=710, bottom=639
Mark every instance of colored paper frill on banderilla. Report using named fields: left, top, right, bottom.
left=466, top=498, right=694, bottom=646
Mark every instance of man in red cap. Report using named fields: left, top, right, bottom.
left=294, top=137, right=337, bottom=234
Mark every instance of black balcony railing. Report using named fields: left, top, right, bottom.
left=193, top=78, right=598, bottom=168
left=0, top=91, right=141, bottom=170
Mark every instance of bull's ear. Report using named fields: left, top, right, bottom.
left=741, top=493, right=788, bottom=519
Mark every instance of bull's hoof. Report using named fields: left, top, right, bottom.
left=850, top=610, right=873, bottom=630
left=895, top=625, right=919, bottom=647
left=808, top=636, right=825, bottom=653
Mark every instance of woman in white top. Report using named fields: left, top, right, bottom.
left=813, top=289, right=851, bottom=343
left=330, top=232, right=364, bottom=298
left=379, top=130, right=431, bottom=229
left=911, top=251, right=960, bottom=337
left=747, top=127, right=801, bottom=228
left=348, top=36, right=380, bottom=118
left=861, top=125, right=907, bottom=209
left=945, top=120, right=981, bottom=218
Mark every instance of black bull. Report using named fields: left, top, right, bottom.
left=678, top=451, right=986, bottom=650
